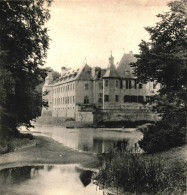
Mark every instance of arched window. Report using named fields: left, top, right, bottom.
left=84, top=96, right=89, bottom=104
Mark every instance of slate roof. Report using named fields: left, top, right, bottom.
left=50, top=52, right=138, bottom=86
left=117, top=53, right=137, bottom=79
left=53, top=64, right=92, bottom=86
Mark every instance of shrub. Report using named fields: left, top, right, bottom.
left=94, top=148, right=186, bottom=194
left=0, top=133, right=34, bottom=154
left=138, top=111, right=186, bottom=154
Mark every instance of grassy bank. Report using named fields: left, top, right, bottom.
left=0, top=135, right=99, bottom=170
left=0, top=133, right=35, bottom=154
left=94, top=145, right=187, bottom=194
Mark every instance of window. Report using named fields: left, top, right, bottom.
left=70, top=84, right=72, bottom=90
left=139, top=84, right=143, bottom=89
left=126, top=80, right=129, bottom=89
left=105, top=80, right=108, bottom=87
left=84, top=83, right=89, bottom=90
left=134, top=80, right=137, bottom=89
left=138, top=96, right=144, bottom=103
left=84, top=96, right=89, bottom=104
left=146, top=96, right=150, bottom=102
left=120, top=80, right=123, bottom=89
left=125, top=80, right=132, bottom=89
left=73, top=96, right=75, bottom=103
left=116, top=80, right=119, bottom=87
left=99, top=82, right=103, bottom=89
left=124, top=95, right=131, bottom=102
left=104, top=95, right=109, bottom=102
left=70, top=96, right=72, bottom=103
left=115, top=95, right=119, bottom=102
left=131, top=96, right=137, bottom=103
left=98, top=93, right=103, bottom=103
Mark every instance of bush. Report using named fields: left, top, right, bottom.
left=0, top=133, right=34, bottom=154
left=138, top=110, right=186, bottom=153
left=94, top=148, right=186, bottom=194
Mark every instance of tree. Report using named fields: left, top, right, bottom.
left=131, top=0, right=187, bottom=153
left=44, top=67, right=61, bottom=83
left=0, top=0, right=52, bottom=137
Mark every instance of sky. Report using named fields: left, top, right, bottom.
left=45, top=0, right=170, bottom=72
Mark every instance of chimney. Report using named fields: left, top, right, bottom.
left=61, top=66, right=66, bottom=76
left=129, top=51, right=133, bottom=55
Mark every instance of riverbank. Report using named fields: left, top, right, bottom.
left=95, top=144, right=187, bottom=194
left=0, top=135, right=100, bottom=171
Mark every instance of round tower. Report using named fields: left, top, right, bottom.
left=102, top=52, right=121, bottom=109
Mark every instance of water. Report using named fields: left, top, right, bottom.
left=0, top=164, right=106, bottom=195
left=31, top=126, right=142, bottom=153
left=1, top=126, right=142, bottom=194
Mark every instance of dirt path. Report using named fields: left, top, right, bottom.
left=0, top=136, right=99, bottom=170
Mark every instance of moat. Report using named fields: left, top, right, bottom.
left=0, top=126, right=142, bottom=195
left=32, top=125, right=142, bottom=153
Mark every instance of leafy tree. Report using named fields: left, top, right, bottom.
left=0, top=0, right=52, bottom=137
left=132, top=0, right=187, bottom=153
left=44, top=67, right=61, bottom=83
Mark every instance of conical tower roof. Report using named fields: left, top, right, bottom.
left=103, top=54, right=120, bottom=78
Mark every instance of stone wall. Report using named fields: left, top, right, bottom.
left=75, top=104, right=94, bottom=122
left=76, top=111, right=94, bottom=122
left=93, top=109, right=159, bottom=123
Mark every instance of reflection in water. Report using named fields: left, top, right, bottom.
left=32, top=126, right=142, bottom=154
left=92, top=138, right=128, bottom=153
left=0, top=165, right=107, bottom=195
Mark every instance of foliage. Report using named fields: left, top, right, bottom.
left=0, top=0, right=52, bottom=137
left=44, top=67, right=61, bottom=83
left=138, top=120, right=186, bottom=154
left=95, top=147, right=186, bottom=194
left=131, top=0, right=187, bottom=152
left=0, top=133, right=34, bottom=154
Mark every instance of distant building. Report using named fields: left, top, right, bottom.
left=42, top=52, right=160, bottom=122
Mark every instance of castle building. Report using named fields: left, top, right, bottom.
left=42, top=52, right=160, bottom=122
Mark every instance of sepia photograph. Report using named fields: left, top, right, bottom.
left=0, top=0, right=186, bottom=194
